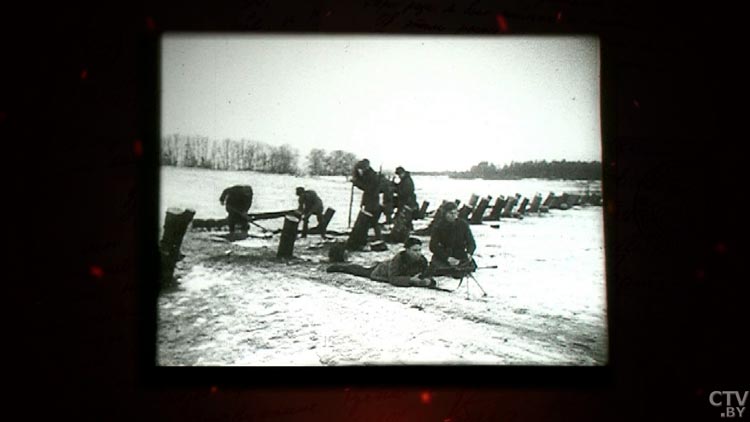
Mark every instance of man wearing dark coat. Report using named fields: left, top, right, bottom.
left=296, top=187, right=325, bottom=238
left=327, top=237, right=434, bottom=287
left=219, top=185, right=253, bottom=234
left=394, top=166, right=418, bottom=212
left=352, top=159, right=381, bottom=214
left=427, top=201, right=477, bottom=278
left=393, top=166, right=418, bottom=235
left=379, top=174, right=396, bottom=225
left=351, top=159, right=382, bottom=241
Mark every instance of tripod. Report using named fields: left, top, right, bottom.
left=455, top=271, right=488, bottom=298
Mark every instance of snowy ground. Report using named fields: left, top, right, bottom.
left=157, top=167, right=607, bottom=366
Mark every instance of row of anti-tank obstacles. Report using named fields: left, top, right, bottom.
left=159, top=190, right=601, bottom=288
left=186, top=190, right=603, bottom=233
left=448, top=190, right=603, bottom=225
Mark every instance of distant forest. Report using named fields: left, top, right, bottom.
left=305, top=148, right=359, bottom=176
left=448, top=160, right=602, bottom=180
left=161, top=135, right=358, bottom=176
left=161, top=136, right=598, bottom=180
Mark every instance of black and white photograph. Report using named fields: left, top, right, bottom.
left=157, top=34, right=607, bottom=366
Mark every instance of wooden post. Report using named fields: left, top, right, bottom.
left=310, top=207, right=336, bottom=235
left=501, top=196, right=517, bottom=218
left=511, top=193, right=523, bottom=218
left=528, top=194, right=543, bottom=213
left=417, top=201, right=429, bottom=220
left=549, top=194, right=563, bottom=209
left=485, top=196, right=506, bottom=221
left=515, top=197, right=530, bottom=215
left=160, top=208, right=196, bottom=287
left=413, top=200, right=449, bottom=236
left=540, top=193, right=552, bottom=213
left=542, top=192, right=555, bottom=207
left=277, top=213, right=301, bottom=258
left=458, top=204, right=472, bottom=221
left=559, top=193, right=571, bottom=209
left=582, top=193, right=595, bottom=205
left=348, top=184, right=354, bottom=228
left=467, top=194, right=479, bottom=208
left=469, top=197, right=490, bottom=225
left=347, top=209, right=374, bottom=250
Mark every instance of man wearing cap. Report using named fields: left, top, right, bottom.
left=390, top=165, right=418, bottom=239
left=427, top=201, right=477, bottom=278
left=296, top=187, right=325, bottom=238
left=327, top=237, right=434, bottom=287
left=219, top=185, right=254, bottom=234
left=352, top=159, right=381, bottom=213
left=394, top=166, right=418, bottom=213
left=350, top=159, right=383, bottom=242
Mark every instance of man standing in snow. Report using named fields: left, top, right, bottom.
left=379, top=174, right=396, bottom=225
left=352, top=159, right=381, bottom=220
left=387, top=166, right=418, bottom=243
left=219, top=185, right=253, bottom=235
left=347, top=159, right=383, bottom=249
left=394, top=166, right=418, bottom=214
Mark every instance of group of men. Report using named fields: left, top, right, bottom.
left=218, top=157, right=477, bottom=289
left=338, top=158, right=477, bottom=287
left=220, top=184, right=325, bottom=238
left=350, top=158, right=418, bottom=242
left=328, top=201, right=477, bottom=288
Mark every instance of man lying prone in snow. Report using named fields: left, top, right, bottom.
left=326, top=237, right=435, bottom=288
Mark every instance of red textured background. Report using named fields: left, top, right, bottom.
left=5, top=1, right=745, bottom=421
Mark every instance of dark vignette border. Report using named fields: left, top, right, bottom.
left=135, top=15, right=617, bottom=391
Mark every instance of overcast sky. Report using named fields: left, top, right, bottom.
left=161, top=34, right=601, bottom=172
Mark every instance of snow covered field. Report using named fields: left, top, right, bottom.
left=157, top=166, right=607, bottom=366
left=159, top=166, right=601, bottom=233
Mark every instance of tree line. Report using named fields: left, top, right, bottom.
left=305, top=148, right=359, bottom=176
left=161, top=135, right=358, bottom=176
left=450, top=160, right=602, bottom=180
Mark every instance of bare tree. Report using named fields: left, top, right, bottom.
left=307, top=148, right=327, bottom=175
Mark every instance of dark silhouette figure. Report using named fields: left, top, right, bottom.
left=296, top=187, right=325, bottom=238
left=219, top=185, right=253, bottom=234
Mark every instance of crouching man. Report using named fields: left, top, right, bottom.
left=296, top=186, right=325, bottom=238
left=427, top=201, right=477, bottom=278
left=327, top=237, right=434, bottom=288
left=219, top=185, right=253, bottom=234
